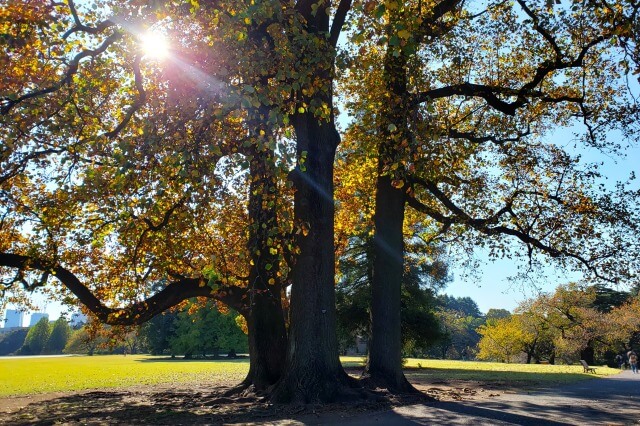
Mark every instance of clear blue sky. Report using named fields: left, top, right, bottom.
left=444, top=129, right=640, bottom=313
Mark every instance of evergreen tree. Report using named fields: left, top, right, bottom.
left=44, top=317, right=71, bottom=354
left=21, top=317, right=51, bottom=355
left=170, top=301, right=248, bottom=358
left=336, top=237, right=448, bottom=356
left=140, top=312, right=178, bottom=355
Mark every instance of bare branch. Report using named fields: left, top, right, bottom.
left=516, top=0, right=563, bottom=59
left=407, top=177, right=619, bottom=283
left=447, top=125, right=531, bottom=145
left=330, top=0, right=352, bottom=47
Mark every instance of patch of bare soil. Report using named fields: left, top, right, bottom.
left=0, top=373, right=499, bottom=425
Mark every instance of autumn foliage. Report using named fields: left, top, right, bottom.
left=1, top=0, right=640, bottom=402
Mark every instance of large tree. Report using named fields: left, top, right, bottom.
left=1, top=0, right=639, bottom=403
left=340, top=0, right=640, bottom=390
left=0, top=0, right=355, bottom=402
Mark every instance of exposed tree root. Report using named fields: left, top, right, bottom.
left=360, top=373, right=422, bottom=395
left=221, top=382, right=258, bottom=398
left=269, top=368, right=379, bottom=404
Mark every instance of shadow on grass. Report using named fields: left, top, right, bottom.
left=0, top=388, right=276, bottom=425
left=402, top=366, right=595, bottom=391
left=3, top=380, right=634, bottom=426
left=2, top=370, right=635, bottom=425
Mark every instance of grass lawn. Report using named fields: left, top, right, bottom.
left=0, top=355, right=249, bottom=397
left=0, top=355, right=621, bottom=397
left=343, top=356, right=621, bottom=388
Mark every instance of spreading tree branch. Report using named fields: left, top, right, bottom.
left=63, top=0, right=115, bottom=39
left=104, top=55, right=147, bottom=138
left=407, top=177, right=619, bottom=283
left=1, top=32, right=122, bottom=115
left=0, top=252, right=249, bottom=325
left=330, top=0, right=352, bottom=47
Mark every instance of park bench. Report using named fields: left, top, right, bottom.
left=580, top=360, right=597, bottom=373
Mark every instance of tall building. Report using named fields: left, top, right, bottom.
left=29, top=312, right=49, bottom=326
left=3, top=309, right=24, bottom=328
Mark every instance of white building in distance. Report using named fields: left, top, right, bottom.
left=3, top=309, right=24, bottom=328
left=29, top=312, right=49, bottom=326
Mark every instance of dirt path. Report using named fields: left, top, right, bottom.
left=297, top=370, right=640, bottom=425
left=1, top=371, right=637, bottom=425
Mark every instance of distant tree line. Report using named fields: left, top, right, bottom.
left=0, top=299, right=248, bottom=357
left=3, top=281, right=637, bottom=367
left=17, top=317, right=72, bottom=355
left=335, top=246, right=640, bottom=368
left=477, top=283, right=640, bottom=365
left=62, top=299, right=248, bottom=357
left=142, top=299, right=249, bottom=358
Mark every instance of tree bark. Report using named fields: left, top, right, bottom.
left=242, top=294, right=287, bottom=390
left=364, top=11, right=416, bottom=393
left=271, top=111, right=355, bottom=403
left=239, top=147, right=288, bottom=391
left=365, top=173, right=415, bottom=392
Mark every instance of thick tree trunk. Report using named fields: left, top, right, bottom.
left=241, top=293, right=287, bottom=390
left=271, top=112, right=354, bottom=403
left=238, top=148, right=287, bottom=392
left=365, top=173, right=415, bottom=392
left=364, top=12, right=416, bottom=394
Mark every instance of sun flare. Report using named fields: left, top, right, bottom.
left=140, top=31, right=169, bottom=59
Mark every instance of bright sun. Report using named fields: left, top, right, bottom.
left=140, top=31, right=169, bottom=59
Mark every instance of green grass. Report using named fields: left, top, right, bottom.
left=0, top=355, right=249, bottom=397
left=342, top=356, right=620, bottom=388
left=0, top=355, right=621, bottom=397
